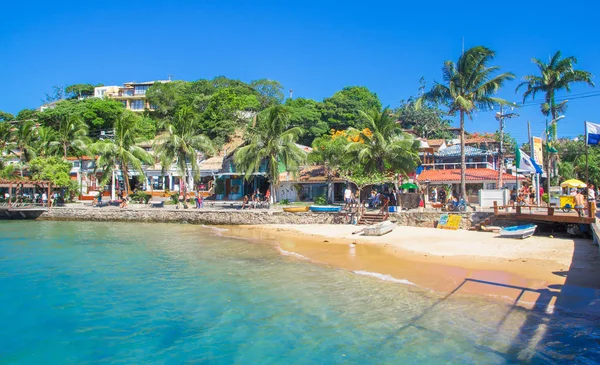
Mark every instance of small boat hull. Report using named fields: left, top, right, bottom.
left=499, top=224, right=537, bottom=239
left=283, top=206, right=309, bottom=213
left=309, top=205, right=341, bottom=213
left=362, top=221, right=396, bottom=236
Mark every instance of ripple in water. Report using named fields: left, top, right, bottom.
left=0, top=221, right=598, bottom=364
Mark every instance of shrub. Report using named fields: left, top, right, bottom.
left=542, top=193, right=549, bottom=203
left=280, top=198, right=290, bottom=205
left=132, top=191, right=152, bottom=204
left=314, top=195, right=327, bottom=206
left=170, top=193, right=179, bottom=204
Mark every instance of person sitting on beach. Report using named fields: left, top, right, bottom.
left=176, top=192, right=184, bottom=209
left=250, top=191, right=257, bottom=209
left=265, top=189, right=271, bottom=203
left=574, top=189, right=586, bottom=217
left=241, top=195, right=249, bottom=209
left=120, top=195, right=129, bottom=209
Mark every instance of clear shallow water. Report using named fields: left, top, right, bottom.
left=0, top=221, right=598, bottom=364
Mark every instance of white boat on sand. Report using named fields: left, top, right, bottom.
left=362, top=221, right=396, bottom=236
left=499, top=224, right=537, bottom=239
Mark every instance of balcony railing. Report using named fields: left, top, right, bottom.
left=422, top=162, right=494, bottom=170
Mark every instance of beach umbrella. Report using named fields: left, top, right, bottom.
left=560, top=179, right=587, bottom=188
left=400, top=183, right=418, bottom=190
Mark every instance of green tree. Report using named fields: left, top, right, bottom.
left=154, top=106, right=215, bottom=199
left=346, top=108, right=420, bottom=174
left=251, top=79, right=284, bottom=108
left=28, top=156, right=72, bottom=187
left=9, top=120, right=38, bottom=165
left=0, top=121, right=13, bottom=153
left=517, top=51, right=594, bottom=139
left=65, top=83, right=97, bottom=99
left=417, top=46, right=515, bottom=200
left=15, top=109, right=39, bottom=121
left=57, top=116, right=90, bottom=158
left=321, top=86, right=382, bottom=131
left=90, top=113, right=154, bottom=194
left=285, top=98, right=327, bottom=145
left=38, top=98, right=125, bottom=130
left=0, top=111, right=14, bottom=122
left=234, top=106, right=307, bottom=202
left=34, top=126, right=59, bottom=157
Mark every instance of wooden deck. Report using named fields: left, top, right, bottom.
left=493, top=201, right=597, bottom=225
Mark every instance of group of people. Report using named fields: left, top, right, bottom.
left=511, top=184, right=542, bottom=206
left=241, top=188, right=270, bottom=209
left=429, top=187, right=448, bottom=204
left=40, top=192, right=58, bottom=208
left=343, top=186, right=394, bottom=211
left=176, top=191, right=205, bottom=209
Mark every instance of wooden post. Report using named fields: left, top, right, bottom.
left=47, top=184, right=51, bottom=208
left=516, top=205, right=522, bottom=215
left=493, top=201, right=498, bottom=214
left=8, top=183, right=12, bottom=207
left=548, top=206, right=555, bottom=216
left=588, top=200, right=596, bottom=218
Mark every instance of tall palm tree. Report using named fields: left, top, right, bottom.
left=9, top=120, right=38, bottom=165
left=34, top=126, right=59, bottom=157
left=154, top=106, right=215, bottom=198
left=234, top=105, right=306, bottom=202
left=57, top=116, right=90, bottom=159
left=516, top=51, right=594, bottom=140
left=346, top=108, right=420, bottom=175
left=416, top=46, right=515, bottom=199
left=91, top=113, right=153, bottom=194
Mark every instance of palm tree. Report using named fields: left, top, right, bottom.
left=234, top=105, right=306, bottom=202
left=35, top=126, right=59, bottom=157
left=154, top=106, right=215, bottom=199
left=57, top=116, right=90, bottom=159
left=347, top=108, right=420, bottom=174
left=91, top=112, right=153, bottom=195
left=516, top=51, right=594, bottom=140
left=416, top=46, right=515, bottom=200
left=9, top=121, right=38, bottom=173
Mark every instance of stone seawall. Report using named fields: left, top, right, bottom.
left=39, top=207, right=494, bottom=229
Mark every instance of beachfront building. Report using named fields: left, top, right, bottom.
left=277, top=165, right=346, bottom=203
left=94, top=80, right=170, bottom=112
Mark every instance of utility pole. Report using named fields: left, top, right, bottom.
left=495, top=105, right=518, bottom=189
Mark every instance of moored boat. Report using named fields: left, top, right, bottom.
left=499, top=224, right=537, bottom=239
left=362, top=221, right=396, bottom=236
left=309, top=205, right=341, bottom=213
left=283, top=206, right=309, bottom=213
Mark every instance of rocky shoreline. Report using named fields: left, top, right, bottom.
left=37, top=206, right=494, bottom=229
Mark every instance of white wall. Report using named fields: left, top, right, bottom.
left=277, top=183, right=298, bottom=202
left=479, top=189, right=509, bottom=208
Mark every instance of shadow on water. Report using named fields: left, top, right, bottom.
left=502, top=237, right=600, bottom=363
left=377, top=238, right=600, bottom=363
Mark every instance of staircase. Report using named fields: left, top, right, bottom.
left=358, top=212, right=388, bottom=225
left=357, top=201, right=390, bottom=225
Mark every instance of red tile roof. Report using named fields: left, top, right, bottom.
left=417, top=168, right=524, bottom=183
left=426, top=139, right=445, bottom=147
left=464, top=137, right=497, bottom=144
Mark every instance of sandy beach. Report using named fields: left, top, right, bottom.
left=225, top=224, right=600, bottom=313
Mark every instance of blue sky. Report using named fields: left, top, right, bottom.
left=1, top=0, right=599, bottom=144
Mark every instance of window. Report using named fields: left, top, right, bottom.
left=72, top=161, right=81, bottom=168
left=134, top=85, right=149, bottom=95
left=130, top=100, right=144, bottom=110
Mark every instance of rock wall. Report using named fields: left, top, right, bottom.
left=39, top=207, right=337, bottom=225
left=39, top=207, right=494, bottom=230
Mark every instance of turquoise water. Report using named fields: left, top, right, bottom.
left=0, top=221, right=598, bottom=364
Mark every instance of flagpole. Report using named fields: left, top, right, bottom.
left=585, top=121, right=589, bottom=184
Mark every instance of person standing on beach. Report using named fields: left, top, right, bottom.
left=587, top=183, right=596, bottom=216
left=574, top=189, right=586, bottom=217
left=344, top=186, right=352, bottom=205
left=41, top=192, right=48, bottom=207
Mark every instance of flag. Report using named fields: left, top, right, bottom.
left=516, top=148, right=543, bottom=174
left=586, top=121, right=600, bottom=145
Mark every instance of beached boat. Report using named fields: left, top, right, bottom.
left=283, top=206, right=309, bottom=213
left=309, top=205, right=341, bottom=213
left=499, top=224, right=537, bottom=239
left=362, top=221, right=396, bottom=236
